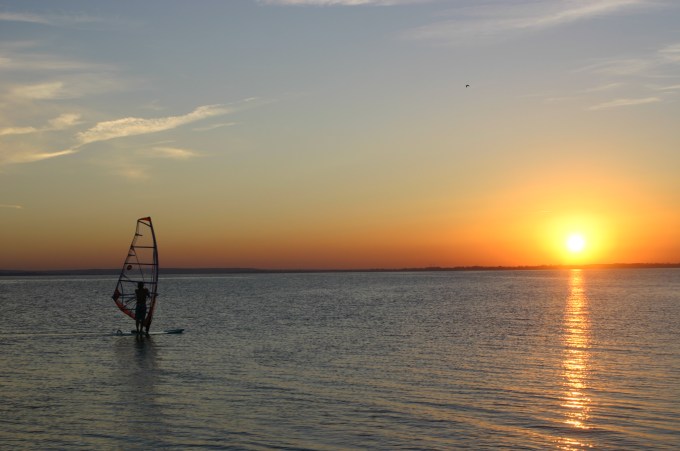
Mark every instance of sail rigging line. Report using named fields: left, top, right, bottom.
left=112, top=217, right=159, bottom=331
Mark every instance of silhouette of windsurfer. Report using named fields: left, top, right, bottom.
left=135, top=282, right=150, bottom=335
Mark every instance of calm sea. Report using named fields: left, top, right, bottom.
left=1, top=269, right=679, bottom=449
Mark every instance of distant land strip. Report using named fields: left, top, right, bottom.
left=1, top=263, right=680, bottom=276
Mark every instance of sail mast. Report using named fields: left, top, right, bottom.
left=144, top=217, right=159, bottom=330
left=112, top=217, right=159, bottom=328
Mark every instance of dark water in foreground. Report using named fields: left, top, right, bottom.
left=1, top=269, right=679, bottom=449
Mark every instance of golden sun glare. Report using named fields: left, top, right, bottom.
left=566, top=234, right=586, bottom=253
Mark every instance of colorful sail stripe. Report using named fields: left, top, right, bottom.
left=112, top=217, right=159, bottom=330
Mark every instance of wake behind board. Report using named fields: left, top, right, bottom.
left=114, top=328, right=184, bottom=336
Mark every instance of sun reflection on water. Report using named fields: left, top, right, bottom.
left=558, top=269, right=594, bottom=448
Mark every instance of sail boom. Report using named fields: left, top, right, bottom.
left=112, top=217, right=159, bottom=329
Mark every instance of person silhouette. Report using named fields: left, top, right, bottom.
left=135, top=282, right=150, bottom=335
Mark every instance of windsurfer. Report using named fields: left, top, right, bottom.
left=135, top=282, right=150, bottom=335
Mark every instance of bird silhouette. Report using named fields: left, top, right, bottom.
left=466, top=84, right=470, bottom=88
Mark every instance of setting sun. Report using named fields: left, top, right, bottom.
left=566, top=234, right=586, bottom=254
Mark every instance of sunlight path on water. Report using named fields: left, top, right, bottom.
left=557, top=269, right=593, bottom=449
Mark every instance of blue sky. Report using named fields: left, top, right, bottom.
left=1, top=0, right=679, bottom=269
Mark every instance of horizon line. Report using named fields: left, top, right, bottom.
left=2, top=262, right=680, bottom=276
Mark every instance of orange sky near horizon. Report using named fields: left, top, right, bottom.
left=3, top=173, right=678, bottom=270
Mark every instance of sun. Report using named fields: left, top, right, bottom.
left=566, top=233, right=586, bottom=253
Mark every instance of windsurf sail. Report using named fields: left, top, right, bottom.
left=112, top=217, right=159, bottom=330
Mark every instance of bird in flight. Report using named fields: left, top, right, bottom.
left=466, top=84, right=470, bottom=88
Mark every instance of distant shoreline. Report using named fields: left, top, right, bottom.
left=1, top=263, right=679, bottom=277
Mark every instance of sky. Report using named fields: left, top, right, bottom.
left=1, top=0, right=679, bottom=270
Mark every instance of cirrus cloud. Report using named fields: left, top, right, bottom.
left=150, top=146, right=200, bottom=160
left=76, top=105, right=230, bottom=145
left=0, top=12, right=103, bottom=27
left=588, top=96, right=661, bottom=110
left=0, top=113, right=81, bottom=136
left=10, top=81, right=66, bottom=100
left=405, top=0, right=650, bottom=44
left=0, top=148, right=76, bottom=165
left=1, top=104, right=235, bottom=167
left=259, top=0, right=427, bottom=5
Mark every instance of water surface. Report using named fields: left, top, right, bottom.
left=1, top=269, right=679, bottom=449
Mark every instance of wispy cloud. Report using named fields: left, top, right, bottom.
left=588, top=96, right=660, bottom=110
left=0, top=12, right=53, bottom=25
left=583, top=82, right=626, bottom=93
left=121, top=168, right=149, bottom=180
left=150, top=146, right=200, bottom=160
left=405, top=0, right=649, bottom=44
left=0, top=113, right=81, bottom=136
left=99, top=143, right=202, bottom=181
left=658, top=42, right=680, bottom=63
left=48, top=113, right=81, bottom=129
left=654, top=84, right=680, bottom=91
left=0, top=148, right=76, bottom=165
left=0, top=102, right=246, bottom=167
left=0, top=204, right=23, bottom=209
left=0, top=126, right=38, bottom=137
left=76, top=105, right=230, bottom=145
left=573, top=40, right=680, bottom=109
left=259, top=0, right=426, bottom=5
left=0, top=53, right=103, bottom=72
left=0, top=12, right=103, bottom=27
left=9, top=81, right=66, bottom=99
left=576, top=41, right=680, bottom=80
left=193, top=121, right=237, bottom=132
left=0, top=42, right=112, bottom=73
left=576, top=58, right=653, bottom=76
